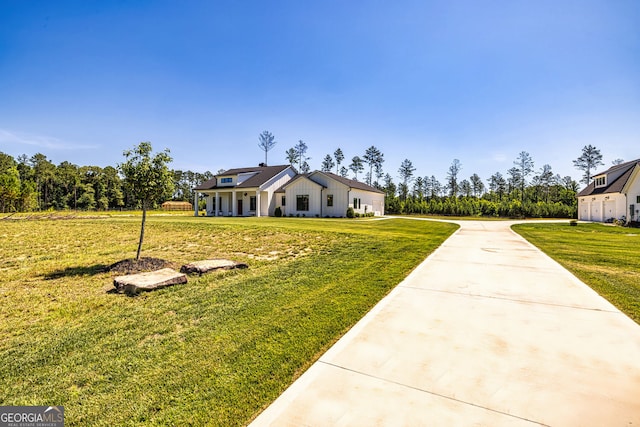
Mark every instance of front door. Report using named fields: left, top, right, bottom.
left=237, top=199, right=243, bottom=216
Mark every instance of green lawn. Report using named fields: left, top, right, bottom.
left=0, top=216, right=457, bottom=426
left=512, top=222, right=640, bottom=324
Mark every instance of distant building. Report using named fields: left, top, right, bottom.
left=577, top=159, right=640, bottom=223
left=193, top=165, right=384, bottom=217
left=161, top=201, right=193, bottom=211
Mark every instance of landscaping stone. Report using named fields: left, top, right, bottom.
left=114, top=268, right=187, bottom=295
left=180, top=259, right=249, bottom=275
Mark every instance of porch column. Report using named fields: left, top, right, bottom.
left=194, top=191, right=198, bottom=217
left=232, top=191, right=237, bottom=216
left=256, top=191, right=261, bottom=217
left=215, top=191, right=219, bottom=216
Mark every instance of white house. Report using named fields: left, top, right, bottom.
left=577, top=159, right=640, bottom=223
left=193, top=166, right=385, bottom=217
left=194, top=165, right=297, bottom=217
left=274, top=171, right=385, bottom=217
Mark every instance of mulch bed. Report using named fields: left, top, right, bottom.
left=107, top=257, right=179, bottom=274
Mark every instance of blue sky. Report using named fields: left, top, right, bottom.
left=1, top=0, right=638, bottom=187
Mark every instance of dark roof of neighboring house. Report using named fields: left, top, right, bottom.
left=318, top=172, right=385, bottom=194
left=577, top=159, right=639, bottom=197
left=194, top=165, right=292, bottom=190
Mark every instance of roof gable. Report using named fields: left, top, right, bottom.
left=311, top=171, right=385, bottom=194
left=577, top=159, right=639, bottom=197
left=194, top=165, right=292, bottom=190
left=275, top=173, right=324, bottom=193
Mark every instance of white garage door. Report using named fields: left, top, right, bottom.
left=590, top=203, right=602, bottom=222
left=604, top=200, right=617, bottom=221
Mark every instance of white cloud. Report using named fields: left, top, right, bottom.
left=0, top=128, right=99, bottom=150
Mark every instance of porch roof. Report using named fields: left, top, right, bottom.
left=195, top=165, right=292, bottom=191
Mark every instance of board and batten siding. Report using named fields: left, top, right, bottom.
left=350, top=188, right=385, bottom=216
left=309, top=173, right=349, bottom=217
left=284, top=178, right=323, bottom=217
left=262, top=168, right=297, bottom=216
left=627, top=168, right=640, bottom=221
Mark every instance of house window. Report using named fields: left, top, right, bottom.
left=594, top=176, right=606, bottom=187
left=220, top=177, right=232, bottom=184
left=281, top=196, right=286, bottom=206
left=327, top=194, right=333, bottom=207
left=637, top=196, right=640, bottom=204
left=250, top=196, right=256, bottom=211
left=353, top=198, right=361, bottom=209
left=296, top=195, right=309, bottom=211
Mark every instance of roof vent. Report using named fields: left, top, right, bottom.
left=259, top=162, right=267, bottom=167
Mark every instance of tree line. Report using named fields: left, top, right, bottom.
left=275, top=138, right=613, bottom=219
left=0, top=150, right=212, bottom=213
left=1, top=133, right=612, bottom=219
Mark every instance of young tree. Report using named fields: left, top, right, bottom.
left=514, top=151, right=534, bottom=202
left=349, top=156, right=364, bottom=180
left=120, top=142, right=174, bottom=260
left=334, top=148, right=344, bottom=174
left=573, top=145, right=604, bottom=185
left=339, top=166, right=348, bottom=178
left=612, top=158, right=624, bottom=165
left=446, top=159, right=461, bottom=198
left=258, top=131, right=277, bottom=166
left=321, top=154, right=335, bottom=173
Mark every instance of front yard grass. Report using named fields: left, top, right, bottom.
left=512, top=222, right=640, bottom=324
left=0, top=216, right=457, bottom=426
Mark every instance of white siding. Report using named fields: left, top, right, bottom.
left=627, top=169, right=640, bottom=221
left=261, top=168, right=297, bottom=216
left=311, top=175, right=349, bottom=217
left=285, top=178, right=323, bottom=217
left=579, top=193, right=626, bottom=222
left=350, top=189, right=385, bottom=216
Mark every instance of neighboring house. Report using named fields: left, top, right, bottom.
left=274, top=171, right=385, bottom=217
left=577, top=159, right=640, bottom=223
left=193, top=165, right=385, bottom=217
left=194, top=165, right=297, bottom=217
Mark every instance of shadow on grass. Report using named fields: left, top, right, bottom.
left=44, top=264, right=109, bottom=280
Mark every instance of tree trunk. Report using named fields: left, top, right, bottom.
left=136, top=201, right=147, bottom=261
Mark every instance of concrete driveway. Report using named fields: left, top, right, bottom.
left=251, top=220, right=640, bottom=426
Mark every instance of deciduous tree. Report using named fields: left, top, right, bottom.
left=119, top=142, right=174, bottom=260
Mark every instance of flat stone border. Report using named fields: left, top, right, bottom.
left=180, top=259, right=249, bottom=275
left=114, top=268, right=187, bottom=296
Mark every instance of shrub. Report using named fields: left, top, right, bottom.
left=274, top=207, right=282, bottom=217
left=346, top=207, right=355, bottom=218
left=569, top=219, right=578, bottom=226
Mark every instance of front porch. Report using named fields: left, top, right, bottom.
left=194, top=189, right=269, bottom=217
